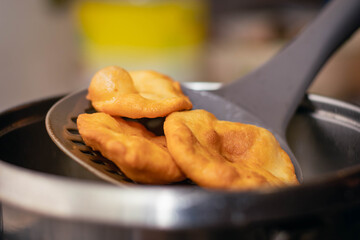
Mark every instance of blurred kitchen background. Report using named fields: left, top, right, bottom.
left=0, top=0, right=359, bottom=111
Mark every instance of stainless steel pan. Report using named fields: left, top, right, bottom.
left=0, top=93, right=359, bottom=240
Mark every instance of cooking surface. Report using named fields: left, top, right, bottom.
left=287, top=97, right=360, bottom=180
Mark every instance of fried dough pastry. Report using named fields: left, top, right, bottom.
left=77, top=112, right=185, bottom=184
left=164, top=110, right=298, bottom=190
left=86, top=66, right=192, bottom=118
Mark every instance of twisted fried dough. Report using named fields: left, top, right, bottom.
left=86, top=66, right=192, bottom=118
left=164, top=109, right=298, bottom=190
left=77, top=112, right=185, bottom=184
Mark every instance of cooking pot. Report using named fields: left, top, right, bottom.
left=0, top=88, right=359, bottom=240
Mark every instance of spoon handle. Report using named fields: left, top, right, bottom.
left=215, top=0, right=360, bottom=136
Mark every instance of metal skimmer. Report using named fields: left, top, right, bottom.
left=46, top=0, right=360, bottom=186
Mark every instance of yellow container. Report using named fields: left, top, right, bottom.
left=74, top=0, right=208, bottom=82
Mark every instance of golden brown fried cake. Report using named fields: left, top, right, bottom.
left=164, top=109, right=298, bottom=190
left=86, top=66, right=192, bottom=118
left=77, top=112, right=185, bottom=184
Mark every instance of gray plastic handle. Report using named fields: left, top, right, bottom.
left=215, top=0, right=360, bottom=136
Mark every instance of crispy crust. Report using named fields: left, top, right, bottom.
left=86, top=66, right=192, bottom=118
left=77, top=112, right=185, bottom=184
left=164, top=109, right=299, bottom=190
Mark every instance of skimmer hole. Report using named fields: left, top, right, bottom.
left=80, top=149, right=96, bottom=156
left=85, top=108, right=97, bottom=114
left=67, top=128, right=79, bottom=135
left=71, top=117, right=77, bottom=124
left=106, top=169, right=122, bottom=175
left=71, top=140, right=86, bottom=146
left=91, top=159, right=106, bottom=165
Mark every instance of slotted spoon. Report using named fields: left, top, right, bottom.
left=46, top=0, right=360, bottom=186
